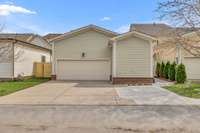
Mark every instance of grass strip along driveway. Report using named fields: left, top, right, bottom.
left=165, top=84, right=200, bottom=99
left=0, top=78, right=49, bottom=96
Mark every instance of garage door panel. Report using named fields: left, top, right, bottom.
left=185, top=58, right=200, bottom=80
left=57, top=60, right=110, bottom=80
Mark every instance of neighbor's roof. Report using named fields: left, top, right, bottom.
left=0, top=33, right=51, bottom=51
left=0, top=33, right=51, bottom=50
left=110, top=30, right=156, bottom=43
left=130, top=23, right=198, bottom=38
left=0, top=37, right=50, bottom=51
left=50, top=24, right=119, bottom=42
left=0, top=33, right=35, bottom=42
left=43, top=33, right=63, bottom=42
left=130, top=23, right=174, bottom=37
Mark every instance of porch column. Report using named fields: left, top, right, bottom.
left=51, top=42, right=56, bottom=79
left=112, top=41, right=117, bottom=77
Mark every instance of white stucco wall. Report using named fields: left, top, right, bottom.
left=0, top=63, right=13, bottom=78
left=14, top=43, right=51, bottom=77
left=0, top=42, right=13, bottom=78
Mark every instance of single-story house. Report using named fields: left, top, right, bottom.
left=0, top=34, right=51, bottom=80
left=49, top=25, right=156, bottom=84
left=131, top=23, right=200, bottom=82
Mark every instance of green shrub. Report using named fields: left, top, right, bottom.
left=156, top=62, right=161, bottom=77
left=164, top=61, right=170, bottom=79
left=160, top=62, right=165, bottom=78
left=175, top=63, right=187, bottom=83
left=169, top=62, right=176, bottom=81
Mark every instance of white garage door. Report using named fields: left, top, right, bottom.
left=184, top=57, right=200, bottom=80
left=57, top=60, right=110, bottom=80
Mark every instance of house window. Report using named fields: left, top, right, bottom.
left=41, top=55, right=46, bottom=63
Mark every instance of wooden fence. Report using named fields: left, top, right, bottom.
left=34, top=62, right=52, bottom=78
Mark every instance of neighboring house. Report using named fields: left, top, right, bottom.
left=43, top=33, right=63, bottom=42
left=0, top=34, right=51, bottom=80
left=130, top=23, right=177, bottom=63
left=131, top=23, right=200, bottom=81
left=50, top=25, right=156, bottom=84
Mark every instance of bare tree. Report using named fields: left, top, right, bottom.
left=0, top=24, right=12, bottom=62
left=0, top=24, right=24, bottom=63
left=157, top=0, right=200, bottom=56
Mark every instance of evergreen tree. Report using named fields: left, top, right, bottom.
left=160, top=62, right=165, bottom=78
left=156, top=62, right=161, bottom=77
left=164, top=61, right=170, bottom=79
left=169, top=62, right=176, bottom=81
left=175, top=63, right=187, bottom=83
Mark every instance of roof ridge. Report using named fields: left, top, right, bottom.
left=131, top=23, right=171, bottom=25
left=50, top=24, right=119, bottom=42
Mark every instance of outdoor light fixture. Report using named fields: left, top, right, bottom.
left=82, top=52, right=86, bottom=57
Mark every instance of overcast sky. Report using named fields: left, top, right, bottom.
left=0, top=0, right=163, bottom=35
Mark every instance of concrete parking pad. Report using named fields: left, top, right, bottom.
left=0, top=81, right=135, bottom=105
left=116, top=85, right=200, bottom=105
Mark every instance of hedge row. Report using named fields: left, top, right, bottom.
left=156, top=61, right=187, bottom=83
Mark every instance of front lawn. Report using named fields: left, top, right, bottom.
left=0, top=78, right=49, bottom=96
left=164, top=84, right=200, bottom=99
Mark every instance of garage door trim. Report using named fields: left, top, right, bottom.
left=56, top=58, right=110, bottom=61
left=56, top=58, right=111, bottom=80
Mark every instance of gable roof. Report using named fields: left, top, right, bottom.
left=130, top=23, right=174, bottom=37
left=0, top=33, right=34, bottom=42
left=43, top=33, right=63, bottom=42
left=110, top=31, right=156, bottom=43
left=50, top=24, right=119, bottom=42
left=0, top=33, right=51, bottom=50
left=0, top=37, right=50, bottom=51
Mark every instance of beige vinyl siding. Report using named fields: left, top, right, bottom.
left=0, top=42, right=13, bottom=78
left=14, top=43, right=51, bottom=77
left=54, top=30, right=111, bottom=60
left=115, top=37, right=152, bottom=77
left=53, top=30, right=112, bottom=76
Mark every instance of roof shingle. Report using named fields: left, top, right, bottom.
left=130, top=23, right=174, bottom=37
left=43, top=33, right=63, bottom=41
left=0, top=33, right=34, bottom=42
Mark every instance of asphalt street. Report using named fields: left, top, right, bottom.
left=0, top=105, right=199, bottom=133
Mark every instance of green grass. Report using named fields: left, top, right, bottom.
left=0, top=78, right=49, bottom=96
left=164, top=84, right=200, bottom=99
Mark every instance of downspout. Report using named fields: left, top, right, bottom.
left=12, top=41, right=15, bottom=80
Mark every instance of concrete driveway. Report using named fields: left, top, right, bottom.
left=0, top=81, right=134, bottom=105
left=0, top=80, right=200, bottom=105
